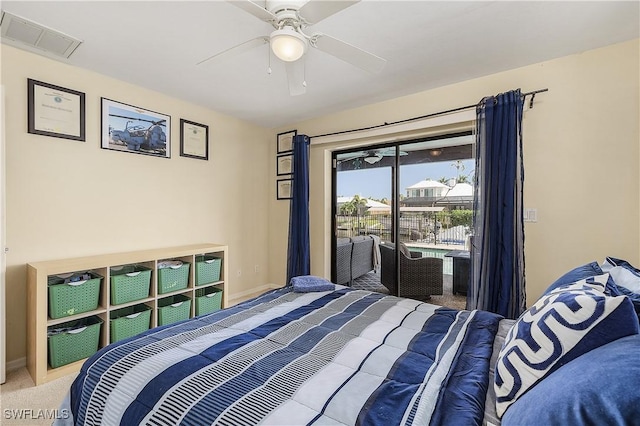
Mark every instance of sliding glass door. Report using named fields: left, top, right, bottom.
left=333, top=146, right=395, bottom=287
left=332, top=132, right=474, bottom=307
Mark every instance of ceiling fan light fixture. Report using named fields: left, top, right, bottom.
left=270, top=26, right=307, bottom=62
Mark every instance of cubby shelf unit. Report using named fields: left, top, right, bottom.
left=27, top=243, right=228, bottom=385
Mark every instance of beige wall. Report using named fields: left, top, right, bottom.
left=2, top=45, right=272, bottom=363
left=268, top=39, right=640, bottom=306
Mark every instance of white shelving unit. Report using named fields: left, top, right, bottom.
left=27, top=243, right=228, bottom=385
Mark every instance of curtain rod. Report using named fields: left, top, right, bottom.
left=309, top=88, right=548, bottom=139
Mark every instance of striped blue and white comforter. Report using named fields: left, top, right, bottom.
left=68, top=287, right=502, bottom=425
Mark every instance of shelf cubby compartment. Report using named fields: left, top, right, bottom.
left=157, top=257, right=191, bottom=295
left=47, top=270, right=103, bottom=320
left=110, top=304, right=153, bottom=343
left=47, top=316, right=103, bottom=369
left=195, top=255, right=222, bottom=286
left=157, top=294, right=192, bottom=326
left=110, top=263, right=153, bottom=305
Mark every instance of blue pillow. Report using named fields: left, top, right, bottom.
left=601, top=256, right=640, bottom=274
left=494, top=274, right=639, bottom=418
left=502, top=334, right=640, bottom=425
left=290, top=275, right=335, bottom=293
left=602, top=258, right=640, bottom=323
left=542, top=261, right=603, bottom=295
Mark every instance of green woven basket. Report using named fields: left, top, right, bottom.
left=110, top=304, right=152, bottom=343
left=157, top=262, right=190, bottom=294
left=195, top=287, right=223, bottom=316
left=47, top=272, right=102, bottom=319
left=110, top=265, right=152, bottom=305
left=157, top=294, right=191, bottom=326
left=195, top=256, right=222, bottom=286
left=47, top=316, right=103, bottom=369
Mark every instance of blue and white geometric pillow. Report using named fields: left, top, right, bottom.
left=494, top=273, right=639, bottom=418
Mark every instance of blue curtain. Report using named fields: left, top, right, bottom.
left=286, top=134, right=311, bottom=285
left=468, top=89, right=526, bottom=319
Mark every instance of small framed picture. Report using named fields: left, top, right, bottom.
left=180, top=119, right=209, bottom=160
left=27, top=78, right=85, bottom=141
left=101, top=98, right=170, bottom=158
left=277, top=129, right=296, bottom=154
left=277, top=179, right=292, bottom=200
left=276, top=154, right=293, bottom=176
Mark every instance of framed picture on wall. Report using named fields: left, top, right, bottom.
left=180, top=119, right=209, bottom=160
left=101, top=98, right=171, bottom=158
left=27, top=78, right=86, bottom=141
left=276, top=154, right=293, bottom=176
left=276, top=129, right=296, bottom=154
left=277, top=178, right=292, bottom=200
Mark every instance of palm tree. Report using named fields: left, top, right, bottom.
left=451, top=160, right=465, bottom=181
left=350, top=195, right=368, bottom=235
left=340, top=195, right=367, bottom=216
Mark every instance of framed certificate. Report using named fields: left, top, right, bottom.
left=27, top=79, right=85, bottom=141
left=180, top=119, right=209, bottom=160
left=276, top=129, right=296, bottom=154
left=276, top=154, right=293, bottom=176
left=277, top=178, right=293, bottom=200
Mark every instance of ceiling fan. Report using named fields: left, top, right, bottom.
left=197, top=0, right=387, bottom=96
left=338, top=148, right=408, bottom=165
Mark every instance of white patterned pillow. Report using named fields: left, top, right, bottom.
left=494, top=273, right=639, bottom=418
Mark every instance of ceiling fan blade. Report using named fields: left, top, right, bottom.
left=377, top=148, right=408, bottom=157
left=227, top=0, right=276, bottom=23
left=313, top=34, right=386, bottom=73
left=298, top=0, right=360, bottom=25
left=337, top=151, right=366, bottom=162
left=285, top=61, right=306, bottom=96
left=196, top=36, right=269, bottom=66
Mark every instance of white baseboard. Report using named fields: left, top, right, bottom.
left=228, top=283, right=281, bottom=306
left=6, top=356, right=25, bottom=372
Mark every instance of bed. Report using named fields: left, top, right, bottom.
left=58, top=257, right=640, bottom=426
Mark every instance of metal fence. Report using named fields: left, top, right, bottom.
left=336, top=213, right=471, bottom=245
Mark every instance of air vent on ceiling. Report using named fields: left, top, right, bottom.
left=0, top=11, right=82, bottom=58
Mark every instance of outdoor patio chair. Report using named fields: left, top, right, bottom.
left=350, top=236, right=375, bottom=280
left=379, top=243, right=443, bottom=300
left=335, top=238, right=353, bottom=285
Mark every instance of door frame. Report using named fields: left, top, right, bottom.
left=330, top=131, right=474, bottom=286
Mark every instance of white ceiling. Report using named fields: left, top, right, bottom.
left=2, top=1, right=638, bottom=128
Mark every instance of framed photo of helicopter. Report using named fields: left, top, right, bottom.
left=101, top=98, right=171, bottom=158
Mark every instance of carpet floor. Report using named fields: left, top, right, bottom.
left=351, top=271, right=467, bottom=311
left=0, top=367, right=77, bottom=425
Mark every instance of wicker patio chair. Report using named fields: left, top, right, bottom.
left=379, top=243, right=443, bottom=300
left=350, top=236, right=375, bottom=281
left=335, top=238, right=353, bottom=285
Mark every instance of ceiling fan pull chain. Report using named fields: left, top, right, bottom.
left=303, top=57, right=307, bottom=87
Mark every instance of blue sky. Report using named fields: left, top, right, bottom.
left=337, top=159, right=475, bottom=200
